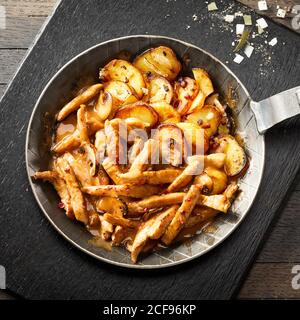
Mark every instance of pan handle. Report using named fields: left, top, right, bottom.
left=250, top=86, right=300, bottom=134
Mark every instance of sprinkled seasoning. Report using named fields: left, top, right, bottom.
left=207, top=2, right=218, bottom=11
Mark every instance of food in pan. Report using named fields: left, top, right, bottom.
left=34, top=46, right=247, bottom=263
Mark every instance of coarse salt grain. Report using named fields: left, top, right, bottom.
left=277, top=8, right=286, bottom=18
left=258, top=1, right=268, bottom=11
left=244, top=44, right=254, bottom=58
left=236, top=24, right=245, bottom=35
left=243, top=15, right=252, bottom=25
left=257, top=18, right=268, bottom=29
left=225, top=14, right=235, bottom=23
left=233, top=54, right=244, bottom=64
left=258, top=26, right=264, bottom=34
left=207, top=2, right=218, bottom=11
left=269, top=37, right=278, bottom=46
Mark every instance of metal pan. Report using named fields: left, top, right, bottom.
left=26, top=35, right=300, bottom=269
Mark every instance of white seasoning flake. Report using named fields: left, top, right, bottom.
left=235, top=11, right=243, bottom=17
left=243, top=15, right=252, bottom=25
left=258, top=26, right=264, bottom=34
left=258, top=1, right=268, bottom=11
left=234, top=54, right=244, bottom=64
left=269, top=37, right=278, bottom=46
left=244, top=44, right=254, bottom=58
left=236, top=24, right=245, bottom=35
left=276, top=8, right=286, bottom=18
left=225, top=14, right=235, bottom=23
left=257, top=17, right=268, bottom=29
left=208, top=2, right=218, bottom=11
left=186, top=25, right=191, bottom=29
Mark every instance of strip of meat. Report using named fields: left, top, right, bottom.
left=56, top=157, right=88, bottom=224
left=82, top=184, right=162, bottom=198
left=131, top=205, right=178, bottom=263
left=57, top=84, right=103, bottom=121
left=33, top=171, right=73, bottom=218
left=161, top=185, right=200, bottom=245
left=119, top=168, right=182, bottom=185
left=103, top=213, right=140, bottom=229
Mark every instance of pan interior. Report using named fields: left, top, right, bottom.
left=26, top=35, right=265, bottom=268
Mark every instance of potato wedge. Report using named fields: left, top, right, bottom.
left=99, top=215, right=114, bottom=241
left=104, top=213, right=140, bottom=229
left=187, top=153, right=226, bottom=169
left=145, top=76, right=173, bottom=104
left=133, top=46, right=181, bottom=81
left=150, top=101, right=181, bottom=124
left=192, top=68, right=214, bottom=97
left=99, top=59, right=145, bottom=98
left=185, top=105, right=222, bottom=137
left=131, top=205, right=178, bottom=263
left=185, top=207, right=218, bottom=228
left=174, top=77, right=199, bottom=115
left=95, top=91, right=113, bottom=121
left=216, top=134, right=247, bottom=177
left=161, top=185, right=201, bottom=245
left=57, top=84, right=103, bottom=121
left=204, top=167, right=228, bottom=194
left=154, top=124, right=185, bottom=166
left=51, top=130, right=81, bottom=154
left=188, top=90, right=206, bottom=114
left=112, top=226, right=136, bottom=247
left=193, top=172, right=214, bottom=194
left=177, top=122, right=209, bottom=155
left=114, top=102, right=158, bottom=128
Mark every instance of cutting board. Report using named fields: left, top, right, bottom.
left=0, top=0, right=299, bottom=299
left=237, top=0, right=300, bottom=34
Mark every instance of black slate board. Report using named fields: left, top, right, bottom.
left=0, top=0, right=300, bottom=300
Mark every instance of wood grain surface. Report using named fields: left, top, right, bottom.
left=0, top=0, right=300, bottom=300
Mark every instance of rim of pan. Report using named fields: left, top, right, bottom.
left=25, top=35, right=266, bottom=269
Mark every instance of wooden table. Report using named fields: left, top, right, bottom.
left=0, top=0, right=300, bottom=300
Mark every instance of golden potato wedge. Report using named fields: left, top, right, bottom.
left=204, top=167, right=228, bottom=194
left=185, top=105, right=222, bottom=137
left=95, top=91, right=113, bottom=121
left=114, top=102, right=158, bottom=128
left=150, top=101, right=181, bottom=124
left=188, top=90, right=206, bottom=114
left=57, top=84, right=103, bottom=121
left=154, top=124, right=185, bottom=166
left=174, top=77, right=199, bottom=115
left=52, top=130, right=81, bottom=154
left=187, top=153, right=226, bottom=169
left=99, top=215, right=114, bottom=241
left=193, top=172, right=213, bottom=194
left=192, top=68, right=214, bottom=97
left=145, top=76, right=173, bottom=104
left=101, top=157, right=124, bottom=184
left=216, top=134, right=247, bottom=177
left=99, top=59, right=145, bottom=98
left=177, top=122, right=209, bottom=155
left=112, top=226, right=136, bottom=247
left=133, top=46, right=181, bottom=81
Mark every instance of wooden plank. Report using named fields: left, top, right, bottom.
left=239, top=263, right=300, bottom=299
left=256, top=191, right=300, bottom=262
left=0, top=49, right=26, bottom=83
left=237, top=0, right=300, bottom=34
left=0, top=17, right=47, bottom=48
left=0, top=0, right=56, bottom=16
left=0, top=84, right=6, bottom=96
